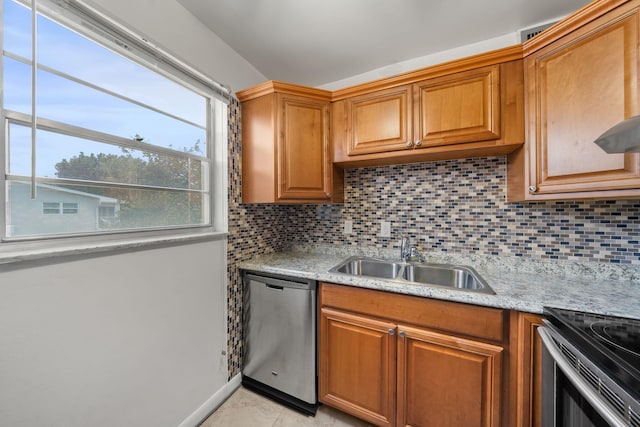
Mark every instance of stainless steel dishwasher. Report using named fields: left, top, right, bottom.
left=242, top=271, right=317, bottom=415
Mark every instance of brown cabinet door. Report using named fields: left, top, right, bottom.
left=277, top=93, right=331, bottom=200
left=526, top=4, right=640, bottom=196
left=397, top=325, right=503, bottom=427
left=413, top=65, right=501, bottom=148
left=319, top=307, right=397, bottom=427
left=346, top=85, right=413, bottom=156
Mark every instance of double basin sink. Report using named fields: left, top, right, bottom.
left=329, top=256, right=495, bottom=295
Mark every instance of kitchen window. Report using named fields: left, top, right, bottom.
left=1, top=0, right=229, bottom=244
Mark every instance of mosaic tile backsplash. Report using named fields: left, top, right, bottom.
left=226, top=98, right=640, bottom=377
left=289, top=159, right=640, bottom=264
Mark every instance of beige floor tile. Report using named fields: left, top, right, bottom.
left=202, top=387, right=375, bottom=427
left=200, top=387, right=284, bottom=427
left=274, top=404, right=375, bottom=427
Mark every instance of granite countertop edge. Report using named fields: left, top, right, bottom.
left=237, top=246, right=640, bottom=320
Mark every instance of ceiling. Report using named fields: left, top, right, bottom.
left=177, top=0, right=591, bottom=88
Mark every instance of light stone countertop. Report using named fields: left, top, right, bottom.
left=238, top=244, right=640, bottom=320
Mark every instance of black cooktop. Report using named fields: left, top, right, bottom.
left=544, top=306, right=640, bottom=400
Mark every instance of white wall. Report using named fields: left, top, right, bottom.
left=83, top=0, right=267, bottom=93
left=0, top=240, right=228, bottom=427
left=0, top=1, right=265, bottom=424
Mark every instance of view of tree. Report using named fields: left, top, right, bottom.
left=54, top=139, right=204, bottom=229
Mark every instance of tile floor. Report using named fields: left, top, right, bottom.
left=200, top=387, right=374, bottom=427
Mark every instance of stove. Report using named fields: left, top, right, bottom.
left=544, top=307, right=640, bottom=402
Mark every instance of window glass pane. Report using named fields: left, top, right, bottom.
left=7, top=180, right=207, bottom=237
left=3, top=56, right=32, bottom=115
left=36, top=13, right=206, bottom=127
left=35, top=69, right=206, bottom=155
left=3, top=0, right=31, bottom=59
left=2, top=0, right=205, bottom=128
left=9, top=123, right=205, bottom=190
left=7, top=122, right=32, bottom=176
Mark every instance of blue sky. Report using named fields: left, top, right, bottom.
left=3, top=0, right=207, bottom=177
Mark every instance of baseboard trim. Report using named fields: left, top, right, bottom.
left=178, top=373, right=242, bottom=427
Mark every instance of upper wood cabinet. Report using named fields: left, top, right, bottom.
left=344, top=85, right=413, bottom=156
left=332, top=51, right=525, bottom=167
left=508, top=0, right=640, bottom=201
left=237, top=81, right=344, bottom=204
left=413, top=65, right=501, bottom=148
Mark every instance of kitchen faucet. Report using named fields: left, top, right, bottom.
left=400, top=236, right=425, bottom=262
left=400, top=236, right=411, bottom=262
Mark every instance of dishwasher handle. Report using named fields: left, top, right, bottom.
left=245, top=273, right=316, bottom=291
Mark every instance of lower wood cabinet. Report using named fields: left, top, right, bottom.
left=319, top=308, right=396, bottom=427
left=319, top=283, right=507, bottom=427
left=397, top=326, right=503, bottom=427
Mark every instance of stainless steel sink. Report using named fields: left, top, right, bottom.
left=330, top=256, right=403, bottom=279
left=401, top=264, right=492, bottom=293
left=329, top=256, right=494, bottom=294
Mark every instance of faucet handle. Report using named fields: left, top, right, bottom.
left=409, top=246, right=425, bottom=263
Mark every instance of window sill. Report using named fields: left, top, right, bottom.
left=0, top=231, right=228, bottom=265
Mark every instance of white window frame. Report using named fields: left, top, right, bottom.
left=0, top=0, right=229, bottom=259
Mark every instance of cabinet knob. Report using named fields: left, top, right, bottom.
left=388, top=328, right=395, bottom=336
left=399, top=331, right=406, bottom=338
left=405, top=141, right=413, bottom=147
left=414, top=140, right=422, bottom=147
left=326, top=192, right=332, bottom=198
left=528, top=185, right=538, bottom=193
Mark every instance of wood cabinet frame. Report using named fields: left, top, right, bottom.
left=509, top=312, right=543, bottom=427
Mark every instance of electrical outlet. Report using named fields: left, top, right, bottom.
left=344, top=220, right=353, bottom=234
left=380, top=221, right=391, bottom=237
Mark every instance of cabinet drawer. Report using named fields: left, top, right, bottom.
left=320, top=282, right=505, bottom=343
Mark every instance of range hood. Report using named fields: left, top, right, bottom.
left=594, top=115, right=640, bottom=153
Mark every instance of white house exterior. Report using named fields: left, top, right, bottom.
left=7, top=181, right=119, bottom=237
